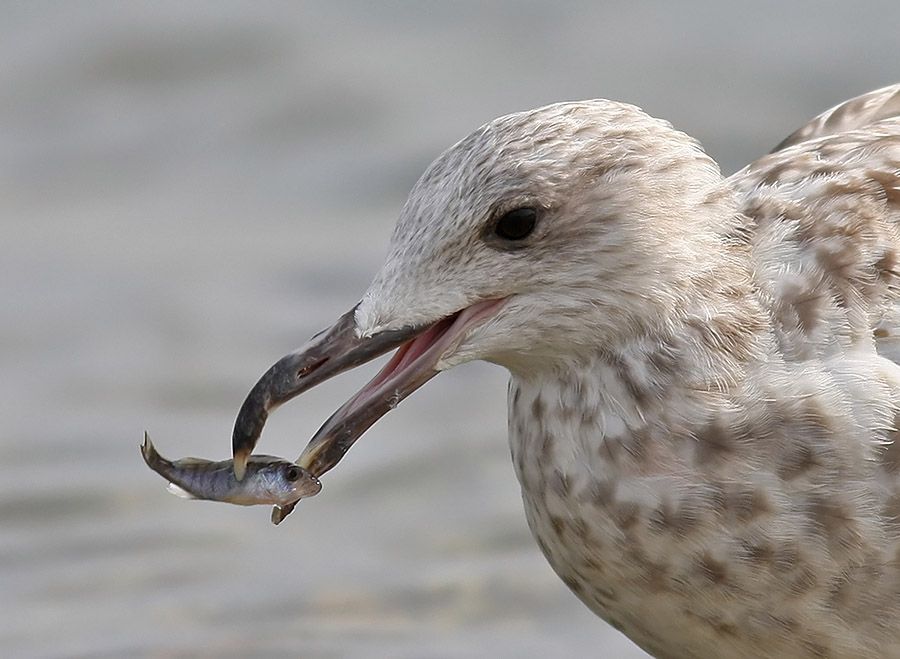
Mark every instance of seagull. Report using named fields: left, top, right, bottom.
left=231, top=84, right=900, bottom=658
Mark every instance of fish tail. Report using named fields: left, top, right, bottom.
left=140, top=432, right=160, bottom=466
left=142, top=433, right=205, bottom=500
left=141, top=432, right=176, bottom=479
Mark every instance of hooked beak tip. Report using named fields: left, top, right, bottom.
left=233, top=451, right=249, bottom=481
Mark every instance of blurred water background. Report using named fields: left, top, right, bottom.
left=2, top=2, right=899, bottom=657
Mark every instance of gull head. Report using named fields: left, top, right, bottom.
left=358, top=99, right=727, bottom=370
left=231, top=99, right=731, bottom=486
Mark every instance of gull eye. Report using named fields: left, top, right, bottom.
left=494, top=208, right=537, bottom=241
left=285, top=466, right=302, bottom=482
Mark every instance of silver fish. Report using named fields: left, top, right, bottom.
left=140, top=433, right=321, bottom=512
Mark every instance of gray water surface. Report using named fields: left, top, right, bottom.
left=3, top=3, right=899, bottom=657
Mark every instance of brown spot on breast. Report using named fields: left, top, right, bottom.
left=777, top=441, right=821, bottom=481
left=802, top=639, right=831, bottom=658
left=767, top=614, right=800, bottom=634
left=599, top=436, right=625, bottom=465
left=511, top=385, right=521, bottom=408
left=576, top=573, right=618, bottom=604
left=712, top=620, right=739, bottom=637
left=725, top=485, right=774, bottom=523
left=649, top=496, right=700, bottom=537
left=580, top=479, right=615, bottom=508
left=694, top=551, right=729, bottom=585
left=629, top=547, right=652, bottom=571
left=514, top=416, right=528, bottom=438
left=539, top=432, right=554, bottom=462
left=612, top=501, right=640, bottom=530
left=549, top=515, right=566, bottom=537
left=623, top=427, right=651, bottom=464
left=707, top=481, right=729, bottom=516
left=816, top=243, right=858, bottom=280
left=827, top=574, right=852, bottom=610
left=582, top=554, right=606, bottom=572
left=567, top=516, right=590, bottom=542
left=531, top=395, right=545, bottom=422
left=557, top=403, right=577, bottom=424
left=546, top=469, right=570, bottom=499
left=809, top=496, right=853, bottom=532
left=693, top=419, right=737, bottom=466
left=680, top=608, right=741, bottom=640
left=641, top=561, right=673, bottom=594
left=743, top=539, right=776, bottom=567
left=788, top=565, right=819, bottom=597
left=772, top=542, right=802, bottom=575
left=808, top=494, right=861, bottom=553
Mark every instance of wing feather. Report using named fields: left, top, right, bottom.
left=771, top=83, right=900, bottom=152
left=727, top=87, right=900, bottom=364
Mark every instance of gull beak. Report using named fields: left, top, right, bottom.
left=231, top=306, right=418, bottom=480
left=231, top=298, right=507, bottom=483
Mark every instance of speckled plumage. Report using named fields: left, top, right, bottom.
left=355, top=85, right=900, bottom=657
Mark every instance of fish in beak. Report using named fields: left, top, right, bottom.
left=231, top=298, right=507, bottom=488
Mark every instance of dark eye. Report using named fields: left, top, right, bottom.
left=494, top=207, right=537, bottom=241
left=285, top=466, right=301, bottom=482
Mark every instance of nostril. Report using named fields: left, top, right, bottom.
left=298, top=357, right=328, bottom=379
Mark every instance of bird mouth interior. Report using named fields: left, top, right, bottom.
left=296, top=297, right=506, bottom=475
left=346, top=298, right=505, bottom=415
left=343, top=313, right=458, bottom=414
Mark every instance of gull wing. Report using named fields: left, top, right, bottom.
left=727, top=86, right=900, bottom=364
left=771, top=83, right=900, bottom=153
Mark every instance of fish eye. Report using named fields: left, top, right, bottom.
left=494, top=207, right=537, bottom=241
left=285, top=466, right=302, bottom=482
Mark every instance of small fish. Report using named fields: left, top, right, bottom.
left=140, top=433, right=321, bottom=512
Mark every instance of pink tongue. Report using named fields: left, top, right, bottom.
left=344, top=315, right=456, bottom=415
left=393, top=316, right=456, bottom=370
left=341, top=299, right=505, bottom=418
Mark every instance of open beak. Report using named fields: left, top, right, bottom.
left=231, top=298, right=506, bottom=483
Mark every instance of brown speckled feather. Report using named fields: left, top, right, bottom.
left=732, top=110, right=900, bottom=365
left=298, top=85, right=900, bottom=657
left=475, top=88, right=900, bottom=657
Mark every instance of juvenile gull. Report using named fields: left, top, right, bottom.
left=232, top=84, right=900, bottom=657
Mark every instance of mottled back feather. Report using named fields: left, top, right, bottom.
left=732, top=100, right=900, bottom=364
